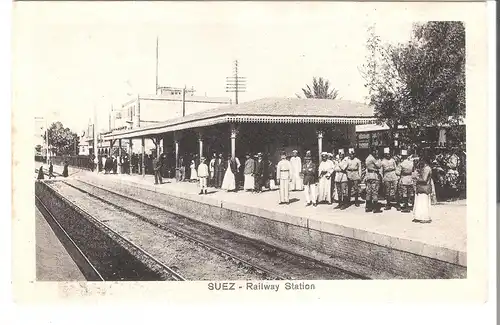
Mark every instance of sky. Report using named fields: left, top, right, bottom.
left=14, top=2, right=417, bottom=134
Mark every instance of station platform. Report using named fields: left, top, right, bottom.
left=36, top=206, right=85, bottom=281
left=35, top=162, right=467, bottom=279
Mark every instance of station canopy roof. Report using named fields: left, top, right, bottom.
left=103, top=97, right=376, bottom=140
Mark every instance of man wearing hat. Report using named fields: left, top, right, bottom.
left=333, top=149, right=349, bottom=209
left=365, top=147, right=382, bottom=213
left=254, top=153, right=265, bottom=193
left=290, top=150, right=303, bottom=192
left=276, top=151, right=293, bottom=204
left=197, top=156, right=209, bottom=195
left=346, top=148, right=362, bottom=207
left=396, top=149, right=415, bottom=212
left=243, top=152, right=256, bottom=192
left=381, top=147, right=399, bottom=210
left=301, top=151, right=317, bottom=207
left=153, top=153, right=163, bottom=185
left=318, top=152, right=334, bottom=204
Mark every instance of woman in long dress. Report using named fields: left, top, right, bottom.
left=62, top=160, right=69, bottom=178
left=190, top=159, right=198, bottom=181
left=413, top=155, right=432, bottom=223
left=221, top=154, right=237, bottom=192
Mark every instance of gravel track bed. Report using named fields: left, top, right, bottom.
left=35, top=182, right=165, bottom=281
left=50, top=181, right=268, bottom=281
left=68, top=178, right=360, bottom=280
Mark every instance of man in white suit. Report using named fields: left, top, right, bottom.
left=290, top=149, right=303, bottom=191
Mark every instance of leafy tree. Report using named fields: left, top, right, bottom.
left=43, top=121, right=79, bottom=156
left=396, top=21, right=465, bottom=128
left=360, top=25, right=405, bottom=147
left=297, top=77, right=339, bottom=99
left=360, top=22, right=465, bottom=147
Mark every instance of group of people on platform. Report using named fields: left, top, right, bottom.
left=85, top=143, right=464, bottom=225
left=191, top=147, right=437, bottom=224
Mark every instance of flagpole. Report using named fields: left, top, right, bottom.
left=155, top=36, right=159, bottom=95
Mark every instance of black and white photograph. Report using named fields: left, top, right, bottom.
left=10, top=1, right=492, bottom=304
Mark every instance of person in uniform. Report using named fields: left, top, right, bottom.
left=276, top=151, right=293, bottom=204
left=290, top=150, right=303, bottom=191
left=197, top=156, right=209, bottom=195
left=153, top=154, right=163, bottom=185
left=243, top=153, right=256, bottom=192
left=301, top=151, right=317, bottom=207
left=380, top=147, right=399, bottom=210
left=397, top=149, right=415, bottom=212
left=346, top=148, right=362, bottom=207
left=317, top=152, right=334, bottom=204
left=365, top=147, right=382, bottom=213
left=333, top=149, right=349, bottom=209
left=394, top=151, right=402, bottom=208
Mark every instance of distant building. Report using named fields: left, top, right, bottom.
left=110, top=92, right=232, bottom=131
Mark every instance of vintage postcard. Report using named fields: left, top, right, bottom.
left=11, top=1, right=491, bottom=304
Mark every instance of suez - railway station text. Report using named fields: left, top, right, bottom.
left=207, top=282, right=316, bottom=291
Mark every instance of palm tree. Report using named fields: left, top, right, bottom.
left=297, top=77, right=340, bottom=99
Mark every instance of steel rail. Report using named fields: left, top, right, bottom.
left=63, top=179, right=286, bottom=280
left=70, top=178, right=369, bottom=280
left=44, top=183, right=186, bottom=281
left=35, top=194, right=105, bottom=281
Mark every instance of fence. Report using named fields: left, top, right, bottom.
left=35, top=155, right=94, bottom=171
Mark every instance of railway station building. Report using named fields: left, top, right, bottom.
left=101, top=97, right=376, bottom=175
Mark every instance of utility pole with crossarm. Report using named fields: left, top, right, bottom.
left=225, top=60, right=247, bottom=105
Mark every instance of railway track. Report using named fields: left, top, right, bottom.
left=36, top=181, right=186, bottom=281
left=35, top=194, right=104, bottom=281
left=59, top=178, right=365, bottom=280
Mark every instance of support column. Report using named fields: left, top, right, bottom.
left=198, top=131, right=204, bottom=159
left=155, top=136, right=161, bottom=157
left=230, top=124, right=238, bottom=158
left=317, top=130, right=323, bottom=162
left=175, top=140, right=179, bottom=168
left=128, top=138, right=133, bottom=174
left=141, top=137, right=145, bottom=177
left=118, top=139, right=122, bottom=174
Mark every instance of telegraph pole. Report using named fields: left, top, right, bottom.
left=45, top=118, right=49, bottom=164
left=226, top=60, right=246, bottom=104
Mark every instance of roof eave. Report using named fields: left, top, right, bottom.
left=103, top=115, right=376, bottom=140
